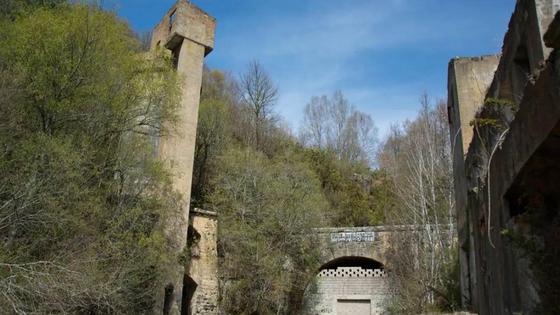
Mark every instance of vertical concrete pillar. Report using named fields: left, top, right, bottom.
left=158, top=37, right=206, bottom=247
left=151, top=1, right=215, bottom=314
left=447, top=55, right=499, bottom=310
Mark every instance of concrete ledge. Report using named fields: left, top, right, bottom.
left=314, top=224, right=454, bottom=234
left=191, top=208, right=218, bottom=217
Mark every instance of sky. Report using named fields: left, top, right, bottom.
left=107, top=0, right=515, bottom=138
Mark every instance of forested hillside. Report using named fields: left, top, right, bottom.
left=0, top=2, right=459, bottom=314
left=192, top=66, right=459, bottom=313
left=0, top=2, right=182, bottom=313
left=191, top=65, right=395, bottom=313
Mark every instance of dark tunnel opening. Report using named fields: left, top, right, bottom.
left=319, top=256, right=383, bottom=271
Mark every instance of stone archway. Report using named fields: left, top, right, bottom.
left=304, top=256, right=389, bottom=315
left=181, top=275, right=197, bottom=315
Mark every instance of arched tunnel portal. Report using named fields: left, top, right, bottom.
left=304, top=255, right=389, bottom=315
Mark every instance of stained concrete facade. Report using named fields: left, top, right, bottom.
left=448, top=56, right=499, bottom=308
left=448, top=0, right=560, bottom=314
left=314, top=226, right=394, bottom=267
left=150, top=1, right=215, bottom=314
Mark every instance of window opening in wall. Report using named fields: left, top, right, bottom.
left=512, top=42, right=530, bottom=103
left=514, top=44, right=530, bottom=75
left=171, top=44, right=181, bottom=70
left=502, top=120, right=560, bottom=313
left=163, top=283, right=174, bottom=315
left=187, top=225, right=201, bottom=258
left=337, top=299, right=371, bottom=315
left=181, top=275, right=197, bottom=315
left=169, top=10, right=177, bottom=31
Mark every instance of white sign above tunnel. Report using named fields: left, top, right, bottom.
left=330, top=231, right=376, bottom=243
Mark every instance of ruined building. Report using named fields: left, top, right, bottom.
left=149, top=1, right=218, bottom=314
left=448, top=0, right=560, bottom=313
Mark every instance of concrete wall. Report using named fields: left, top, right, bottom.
left=315, top=226, right=391, bottom=266
left=485, top=0, right=559, bottom=104
left=447, top=56, right=499, bottom=309
left=448, top=1, right=560, bottom=314
left=150, top=1, right=215, bottom=313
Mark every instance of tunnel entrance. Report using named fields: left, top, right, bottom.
left=319, top=256, right=383, bottom=271
left=304, top=256, right=389, bottom=315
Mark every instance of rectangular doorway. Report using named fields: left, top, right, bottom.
left=337, top=299, right=371, bottom=315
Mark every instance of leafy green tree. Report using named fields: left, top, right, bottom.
left=378, top=96, right=459, bottom=313
left=0, top=4, right=181, bottom=313
left=302, top=148, right=390, bottom=226
left=191, top=69, right=236, bottom=207
left=0, top=0, right=65, bottom=19
left=209, top=147, right=328, bottom=314
left=239, top=61, right=278, bottom=152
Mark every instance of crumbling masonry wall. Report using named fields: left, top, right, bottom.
left=448, top=0, right=560, bottom=314
left=187, top=209, right=219, bottom=315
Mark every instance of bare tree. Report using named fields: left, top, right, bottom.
left=239, top=61, right=278, bottom=150
left=299, top=91, right=378, bottom=165
left=300, top=95, right=329, bottom=148
left=378, top=95, right=459, bottom=313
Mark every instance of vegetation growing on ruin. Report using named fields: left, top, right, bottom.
left=484, top=97, right=518, bottom=112
left=470, top=117, right=505, bottom=130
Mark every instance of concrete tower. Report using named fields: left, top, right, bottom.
left=150, top=1, right=215, bottom=314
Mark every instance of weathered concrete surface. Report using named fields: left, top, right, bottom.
left=150, top=1, right=215, bottom=313
left=314, top=226, right=392, bottom=266
left=187, top=209, right=219, bottom=315
left=306, top=226, right=452, bottom=315
left=448, top=56, right=499, bottom=309
left=305, top=227, right=393, bottom=315
left=151, top=1, right=215, bottom=56
left=448, top=1, right=560, bottom=314
left=306, top=268, right=389, bottom=315
left=448, top=56, right=500, bottom=155
left=485, top=0, right=559, bottom=104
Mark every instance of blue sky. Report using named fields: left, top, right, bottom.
left=108, top=0, right=515, bottom=138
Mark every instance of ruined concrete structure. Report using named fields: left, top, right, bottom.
left=185, top=209, right=219, bottom=315
left=310, top=267, right=389, bottom=315
left=448, top=55, right=500, bottom=310
left=305, top=226, right=450, bottom=315
left=150, top=1, right=216, bottom=314
left=448, top=0, right=560, bottom=313
left=304, top=227, right=393, bottom=315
